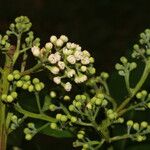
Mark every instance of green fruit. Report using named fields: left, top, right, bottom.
left=70, top=116, right=77, bottom=123
left=50, top=123, right=57, bottom=129
left=7, top=74, right=14, bottom=81
left=77, top=134, right=84, bottom=139
left=23, top=75, right=31, bottom=81
left=28, top=85, right=34, bottom=92
left=6, top=95, right=14, bottom=103
left=95, top=98, right=102, bottom=105
left=56, top=114, right=62, bottom=120
left=16, top=80, right=23, bottom=87
left=14, top=73, right=21, bottom=80
left=33, top=78, right=40, bottom=84
left=1, top=94, right=7, bottom=101
left=11, top=92, right=18, bottom=99
left=35, top=84, right=42, bottom=91
left=49, top=104, right=56, bottom=111
left=60, top=115, right=68, bottom=122
left=50, top=91, right=56, bottom=98
left=127, top=120, right=134, bottom=127
left=25, top=134, right=32, bottom=140
left=69, top=105, right=75, bottom=111
left=22, top=83, right=29, bottom=90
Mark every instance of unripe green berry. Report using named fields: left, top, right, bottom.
left=60, top=115, right=68, bottom=122
left=69, top=105, right=75, bottom=111
left=11, top=115, right=17, bottom=122
left=97, top=93, right=104, bottom=99
left=137, top=135, right=143, bottom=142
left=23, top=75, right=31, bottom=81
left=141, top=121, right=148, bottom=128
left=133, top=123, right=139, bottom=130
left=83, top=144, right=88, bottom=149
left=89, top=57, right=94, bottom=63
left=63, top=95, right=70, bottom=101
left=101, top=99, right=108, bottom=106
left=1, top=94, right=7, bottom=101
left=22, top=83, right=29, bottom=90
left=75, top=101, right=82, bottom=108
left=11, top=92, right=18, bottom=99
left=117, top=117, right=124, bottom=123
left=40, top=82, right=45, bottom=89
left=95, top=98, right=102, bottom=105
left=141, top=90, right=147, bottom=97
left=133, top=44, right=139, bottom=50
left=13, top=70, right=20, bottom=75
left=7, top=74, right=14, bottom=81
left=50, top=123, right=57, bottom=129
left=50, top=91, right=56, bottom=98
left=6, top=95, right=14, bottom=103
left=77, top=134, right=84, bottom=139
left=14, top=73, right=21, bottom=80
left=25, top=134, right=32, bottom=140
left=70, top=116, right=77, bottom=123
left=75, top=95, right=81, bottom=101
left=127, top=120, right=134, bottom=127
left=28, top=123, right=35, bottom=129
left=101, top=72, right=109, bottom=79
left=16, top=80, right=23, bottom=87
left=28, top=85, right=34, bottom=92
left=32, top=78, right=40, bottom=84
left=136, top=92, right=142, bottom=99
left=108, top=114, right=115, bottom=120
left=35, top=84, right=42, bottom=91
left=88, top=67, right=96, bottom=75
left=81, top=95, right=86, bottom=101
left=56, top=114, right=62, bottom=120
left=120, top=56, right=128, bottom=64
left=49, top=104, right=56, bottom=111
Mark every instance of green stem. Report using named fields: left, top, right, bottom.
left=14, top=104, right=56, bottom=123
left=35, top=92, right=42, bottom=114
left=0, top=55, right=12, bottom=150
left=20, top=63, right=43, bottom=76
left=117, top=63, right=150, bottom=112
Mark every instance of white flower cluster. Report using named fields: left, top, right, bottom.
left=31, top=35, right=95, bottom=92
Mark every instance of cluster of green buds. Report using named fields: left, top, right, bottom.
left=10, top=115, right=21, bottom=130
left=7, top=70, right=44, bottom=92
left=115, top=56, right=137, bottom=76
left=106, top=109, right=118, bottom=120
left=1, top=91, right=18, bottom=103
left=126, top=120, right=150, bottom=142
left=7, top=16, right=32, bottom=34
left=134, top=90, right=150, bottom=110
left=31, top=35, right=95, bottom=92
left=0, top=34, right=10, bottom=51
left=24, top=122, right=37, bottom=140
left=132, top=29, right=150, bottom=60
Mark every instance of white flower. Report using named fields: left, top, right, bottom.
left=83, top=50, right=90, bottom=57
left=81, top=56, right=90, bottom=65
left=56, top=39, right=64, bottom=47
left=53, top=77, right=61, bottom=84
left=76, top=45, right=82, bottom=51
left=64, top=82, right=72, bottom=92
left=55, top=52, right=61, bottom=61
left=58, top=61, right=65, bottom=70
left=70, top=43, right=76, bottom=49
left=50, top=66, right=60, bottom=74
left=74, top=75, right=87, bottom=83
left=50, top=35, right=57, bottom=43
left=31, top=46, right=40, bottom=57
left=74, top=50, right=83, bottom=61
left=48, top=54, right=58, bottom=64
left=67, top=55, right=76, bottom=64
left=66, top=69, right=76, bottom=78
left=60, top=35, right=68, bottom=42
left=66, top=42, right=72, bottom=49
left=45, top=42, right=53, bottom=50
left=62, top=48, right=73, bottom=55
left=48, top=52, right=61, bottom=64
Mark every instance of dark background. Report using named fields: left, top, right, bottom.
left=1, top=0, right=150, bottom=149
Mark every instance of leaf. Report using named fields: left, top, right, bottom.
left=40, top=126, right=74, bottom=138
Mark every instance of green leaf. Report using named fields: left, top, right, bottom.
left=40, top=126, right=74, bottom=138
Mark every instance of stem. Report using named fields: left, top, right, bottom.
left=20, top=63, right=43, bottom=76
left=117, top=63, right=150, bottom=112
left=35, top=92, right=42, bottom=114
left=14, top=104, right=56, bottom=123
left=124, top=70, right=131, bottom=93
left=0, top=55, right=12, bottom=150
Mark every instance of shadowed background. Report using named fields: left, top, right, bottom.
left=1, top=0, right=150, bottom=149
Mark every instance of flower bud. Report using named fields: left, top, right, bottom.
left=127, top=120, right=134, bottom=127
